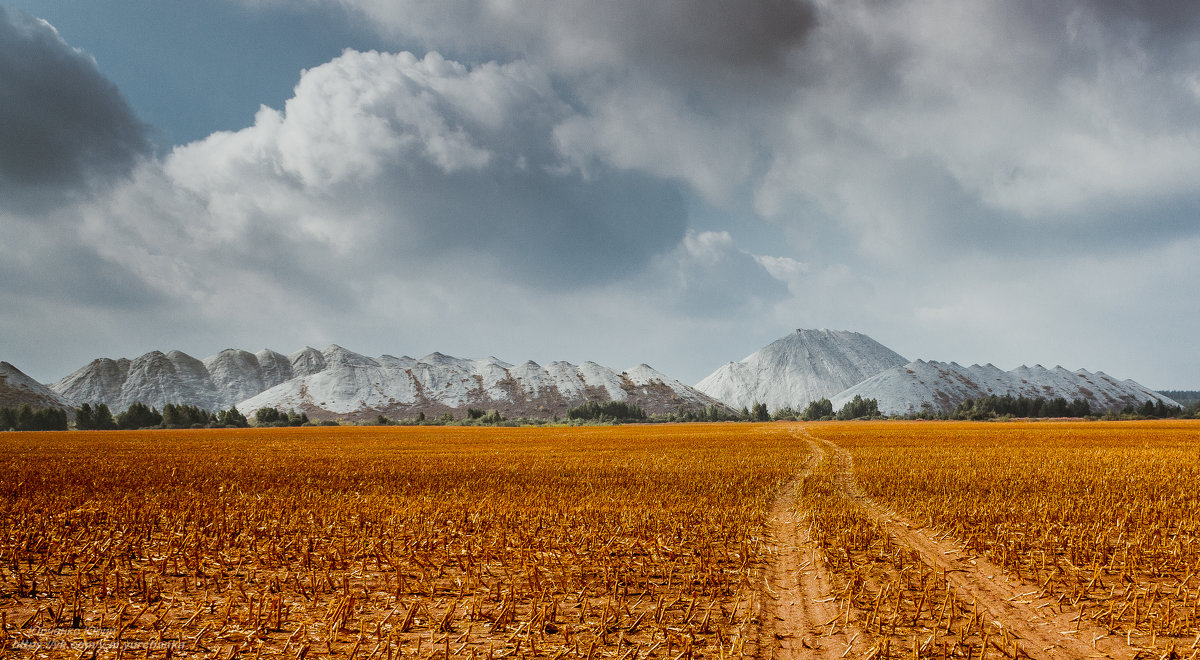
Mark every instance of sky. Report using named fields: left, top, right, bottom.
left=1, top=0, right=1198, bottom=389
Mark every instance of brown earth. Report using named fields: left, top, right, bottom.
left=759, top=450, right=869, bottom=659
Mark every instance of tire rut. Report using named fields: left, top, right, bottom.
left=762, top=445, right=870, bottom=659
left=802, top=429, right=1137, bottom=660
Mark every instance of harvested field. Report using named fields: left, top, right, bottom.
left=3, top=420, right=1199, bottom=659
left=0, top=424, right=807, bottom=658
left=802, top=420, right=1200, bottom=659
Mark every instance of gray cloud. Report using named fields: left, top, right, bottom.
left=327, top=0, right=816, bottom=79
left=72, top=49, right=688, bottom=312
left=0, top=239, right=164, bottom=310
left=553, top=0, right=817, bottom=84
left=320, top=0, right=818, bottom=203
left=367, top=164, right=687, bottom=288
left=0, top=8, right=150, bottom=211
left=5, top=1, right=1200, bottom=391
left=198, top=2, right=1200, bottom=269
left=1079, top=0, right=1200, bottom=41
left=746, top=0, right=1200, bottom=263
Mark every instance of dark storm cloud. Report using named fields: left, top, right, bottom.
left=0, top=7, right=150, bottom=210
left=1081, top=0, right=1200, bottom=39
left=337, top=0, right=817, bottom=85
left=1009, top=0, right=1200, bottom=87
left=611, top=0, right=817, bottom=77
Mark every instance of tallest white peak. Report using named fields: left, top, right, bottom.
left=696, top=328, right=908, bottom=410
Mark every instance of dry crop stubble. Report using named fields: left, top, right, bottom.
left=809, top=419, right=1200, bottom=657
left=788, top=429, right=1008, bottom=659
left=7, top=419, right=1196, bottom=659
left=0, top=423, right=809, bottom=659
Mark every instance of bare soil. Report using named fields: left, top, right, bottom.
left=760, top=452, right=868, bottom=659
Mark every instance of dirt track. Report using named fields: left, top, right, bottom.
left=761, top=451, right=868, bottom=659
left=767, top=428, right=1141, bottom=660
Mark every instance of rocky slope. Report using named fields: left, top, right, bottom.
left=53, top=350, right=223, bottom=412
left=52, top=348, right=306, bottom=412
left=0, top=362, right=71, bottom=409
left=203, top=349, right=294, bottom=406
left=236, top=346, right=727, bottom=421
left=832, top=360, right=1180, bottom=416
left=50, top=345, right=727, bottom=420
left=696, top=329, right=909, bottom=410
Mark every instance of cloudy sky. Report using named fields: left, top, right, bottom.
left=2, top=0, right=1198, bottom=388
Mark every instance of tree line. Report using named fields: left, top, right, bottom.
left=0, top=405, right=69, bottom=431
left=73, top=402, right=253, bottom=429
left=920, top=395, right=1186, bottom=420
left=738, top=393, right=1190, bottom=422
left=766, top=395, right=881, bottom=421
left=0, top=402, right=316, bottom=431
left=3, top=392, right=1192, bottom=431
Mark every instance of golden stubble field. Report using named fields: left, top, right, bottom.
left=815, top=420, right=1200, bottom=656
left=2, top=420, right=1199, bottom=659
left=0, top=424, right=807, bottom=659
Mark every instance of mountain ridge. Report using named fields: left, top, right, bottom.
left=833, top=359, right=1180, bottom=416
left=49, top=345, right=728, bottom=421
left=696, top=329, right=1177, bottom=416
left=18, top=329, right=1184, bottom=420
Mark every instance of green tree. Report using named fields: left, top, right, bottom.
left=75, top=403, right=95, bottom=429
left=751, top=402, right=770, bottom=422
left=837, top=395, right=880, bottom=420
left=162, top=403, right=185, bottom=428
left=254, top=407, right=285, bottom=426
left=7, top=405, right=69, bottom=431
left=93, top=403, right=116, bottom=430
left=37, top=407, right=68, bottom=430
left=162, top=403, right=210, bottom=428
left=217, top=407, right=248, bottom=428
left=801, top=398, right=834, bottom=421
left=1069, top=398, right=1092, bottom=418
left=16, top=404, right=35, bottom=430
left=480, top=409, right=504, bottom=424
left=116, top=402, right=162, bottom=429
left=1043, top=397, right=1069, bottom=417
left=772, top=406, right=798, bottom=421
